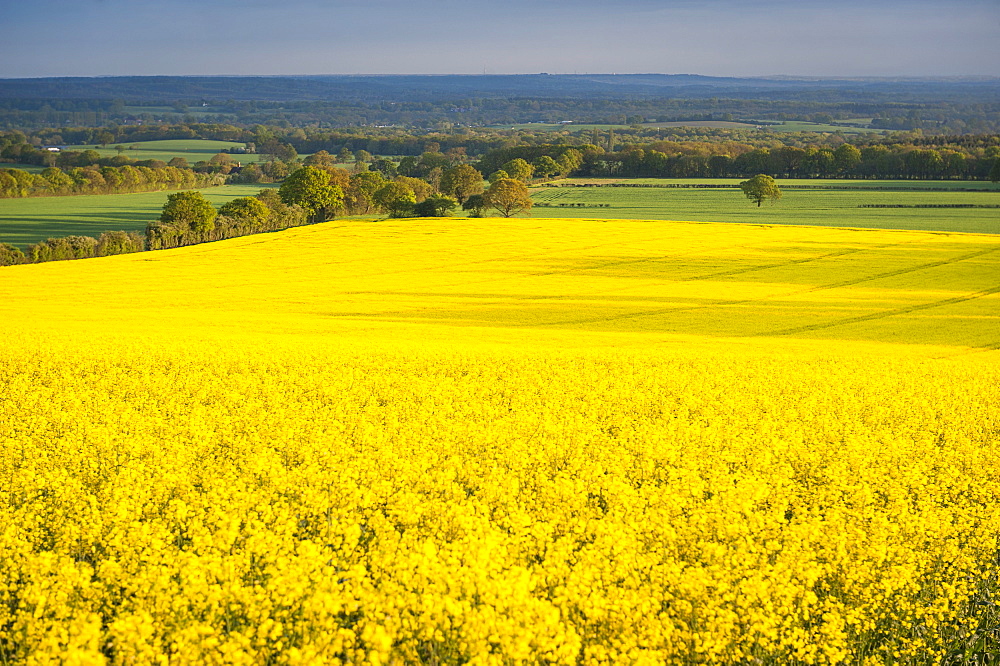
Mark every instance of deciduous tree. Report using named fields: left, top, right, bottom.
left=394, top=176, right=433, bottom=202
left=532, top=155, right=560, bottom=179
left=160, top=190, right=217, bottom=234
left=462, top=194, right=487, bottom=218
left=303, top=150, right=335, bottom=168
left=440, top=164, right=484, bottom=204
left=500, top=158, right=534, bottom=182
left=413, top=195, right=458, bottom=217
left=345, top=171, right=389, bottom=214
left=739, top=174, right=782, bottom=208
left=279, top=166, right=344, bottom=222
left=0, top=243, right=26, bottom=266
left=219, top=197, right=272, bottom=229
left=833, top=144, right=862, bottom=175
left=484, top=178, right=533, bottom=217
left=373, top=182, right=417, bottom=217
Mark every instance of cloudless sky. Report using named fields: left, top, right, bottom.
left=1, top=0, right=998, bottom=78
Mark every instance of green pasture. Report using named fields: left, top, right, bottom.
left=493, top=122, right=757, bottom=132
left=529, top=181, right=1000, bottom=234
left=490, top=123, right=622, bottom=133
left=491, top=120, right=882, bottom=134
left=0, top=184, right=277, bottom=248
left=763, top=121, right=880, bottom=133
left=639, top=121, right=760, bottom=130
left=0, top=163, right=47, bottom=173
left=60, top=139, right=264, bottom=164
left=565, top=178, right=1000, bottom=191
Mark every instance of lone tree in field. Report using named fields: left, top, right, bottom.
left=483, top=178, right=533, bottom=218
left=279, top=166, right=344, bottom=223
left=740, top=174, right=782, bottom=207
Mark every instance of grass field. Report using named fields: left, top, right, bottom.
left=639, top=121, right=880, bottom=134
left=0, top=162, right=47, bottom=173
left=1, top=219, right=998, bottom=663
left=598, top=178, right=1000, bottom=191
left=60, top=139, right=264, bottom=164
left=760, top=121, right=881, bottom=133
left=531, top=180, right=1000, bottom=234
left=492, top=121, right=882, bottom=134
left=0, top=184, right=277, bottom=247
left=3, top=178, right=996, bottom=248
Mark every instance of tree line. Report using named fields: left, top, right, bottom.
left=269, top=163, right=533, bottom=221
left=561, top=143, right=998, bottom=181
left=147, top=189, right=310, bottom=250
left=1, top=231, right=145, bottom=266
left=5, top=121, right=999, bottom=183
left=0, top=160, right=536, bottom=267
left=0, top=164, right=225, bottom=199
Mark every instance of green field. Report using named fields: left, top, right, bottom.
left=562, top=178, right=1000, bottom=191
left=641, top=121, right=879, bottom=134
left=0, top=163, right=47, bottom=173
left=530, top=180, right=1000, bottom=234
left=757, top=121, right=881, bottom=133
left=492, top=120, right=882, bottom=134
left=3, top=179, right=997, bottom=249
left=60, top=139, right=264, bottom=164
left=0, top=184, right=277, bottom=247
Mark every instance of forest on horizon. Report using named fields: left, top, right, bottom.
left=1, top=73, right=998, bottom=133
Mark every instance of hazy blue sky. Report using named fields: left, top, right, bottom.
left=2, top=0, right=997, bottom=78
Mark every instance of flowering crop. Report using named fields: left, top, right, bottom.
left=0, top=218, right=997, bottom=664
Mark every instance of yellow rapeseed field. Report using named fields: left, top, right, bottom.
left=0, top=218, right=998, bottom=664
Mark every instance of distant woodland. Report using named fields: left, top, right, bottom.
left=0, top=74, right=998, bottom=133
left=3, top=122, right=999, bottom=201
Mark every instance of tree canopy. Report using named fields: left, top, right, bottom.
left=532, top=155, right=561, bottom=178
left=373, top=182, right=417, bottom=217
left=739, top=174, right=782, bottom=207
left=440, top=164, right=484, bottom=204
left=219, top=196, right=272, bottom=228
left=500, top=158, right=534, bottom=182
left=413, top=195, right=458, bottom=218
left=278, top=166, right=344, bottom=222
left=483, top=178, right=533, bottom=218
left=160, top=190, right=217, bottom=233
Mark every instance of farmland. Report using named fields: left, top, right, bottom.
left=0, top=184, right=277, bottom=248
left=3, top=177, right=998, bottom=248
left=492, top=120, right=882, bottom=134
left=1, top=218, right=998, bottom=663
left=530, top=179, right=1000, bottom=234
left=59, top=139, right=264, bottom=164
